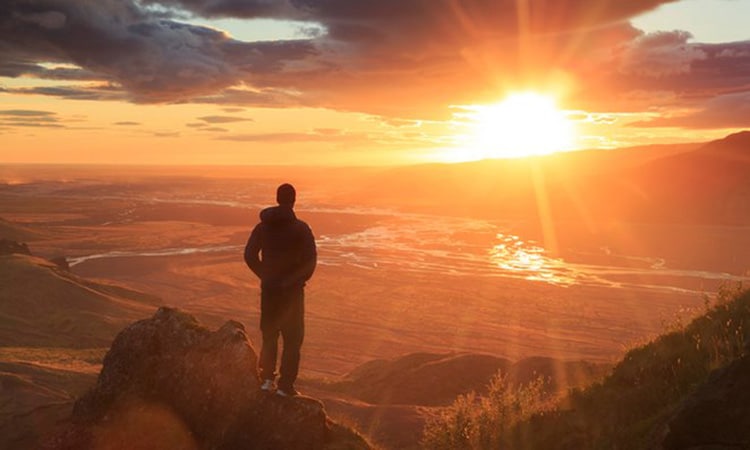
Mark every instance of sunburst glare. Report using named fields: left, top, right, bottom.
left=448, top=91, right=577, bottom=161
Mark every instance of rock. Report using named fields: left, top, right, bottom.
left=663, top=353, right=750, bottom=450
left=44, top=307, right=369, bottom=450
left=0, top=238, right=31, bottom=256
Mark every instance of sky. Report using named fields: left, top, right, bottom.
left=1, top=0, right=749, bottom=165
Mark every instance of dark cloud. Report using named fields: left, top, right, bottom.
left=139, top=0, right=293, bottom=19
left=3, top=84, right=126, bottom=101
left=7, top=0, right=749, bottom=122
left=618, top=31, right=707, bottom=77
left=0, top=109, right=56, bottom=117
left=114, top=121, right=141, bottom=126
left=577, top=38, right=750, bottom=115
left=0, top=0, right=318, bottom=103
left=630, top=91, right=750, bottom=129
left=0, top=109, right=65, bottom=128
left=0, top=60, right=100, bottom=80
left=197, top=115, right=254, bottom=123
left=202, top=126, right=229, bottom=132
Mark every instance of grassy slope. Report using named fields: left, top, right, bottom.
left=555, top=286, right=750, bottom=449
left=0, top=254, right=162, bottom=449
left=454, top=286, right=750, bottom=450
left=318, top=353, right=608, bottom=407
left=309, top=353, right=608, bottom=449
left=0, top=254, right=160, bottom=348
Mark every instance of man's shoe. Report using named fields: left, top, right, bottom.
left=260, top=379, right=275, bottom=392
left=276, top=386, right=299, bottom=397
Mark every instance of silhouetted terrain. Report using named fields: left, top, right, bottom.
left=0, top=253, right=160, bottom=348
left=316, top=353, right=608, bottom=406
left=351, top=131, right=750, bottom=225
left=424, top=287, right=750, bottom=450
left=42, top=308, right=369, bottom=450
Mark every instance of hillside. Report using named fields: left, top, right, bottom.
left=424, top=286, right=750, bottom=449
left=0, top=253, right=160, bottom=348
left=0, top=217, right=40, bottom=241
left=0, top=252, right=162, bottom=449
left=317, top=352, right=608, bottom=406
left=307, top=353, right=608, bottom=449
left=348, top=131, right=750, bottom=225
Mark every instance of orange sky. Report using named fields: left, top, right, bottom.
left=1, top=1, right=748, bottom=165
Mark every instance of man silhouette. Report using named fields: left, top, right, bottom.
left=244, top=183, right=317, bottom=397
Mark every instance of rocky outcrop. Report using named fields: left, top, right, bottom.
left=43, top=307, right=369, bottom=450
left=663, top=352, right=750, bottom=450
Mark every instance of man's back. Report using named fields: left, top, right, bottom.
left=244, top=204, right=316, bottom=291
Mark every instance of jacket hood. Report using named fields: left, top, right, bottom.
left=260, top=205, right=296, bottom=225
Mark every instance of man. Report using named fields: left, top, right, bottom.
left=244, top=183, right=317, bottom=397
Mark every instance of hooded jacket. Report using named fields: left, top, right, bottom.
left=244, top=205, right=316, bottom=291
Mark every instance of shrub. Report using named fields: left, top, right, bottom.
left=421, top=373, right=553, bottom=449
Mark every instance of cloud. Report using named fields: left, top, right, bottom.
left=3, top=84, right=126, bottom=101
left=8, top=0, right=749, bottom=122
left=0, top=109, right=56, bottom=117
left=579, top=39, right=750, bottom=114
left=0, top=1, right=318, bottom=103
left=197, top=115, right=254, bottom=123
left=218, top=130, right=367, bottom=143
left=0, top=61, right=99, bottom=80
left=618, top=31, right=707, bottom=77
left=0, top=109, right=65, bottom=128
left=192, top=87, right=304, bottom=108
left=154, top=131, right=181, bottom=137
left=139, top=0, right=293, bottom=19
left=114, top=121, right=141, bottom=126
left=629, top=91, right=750, bottom=129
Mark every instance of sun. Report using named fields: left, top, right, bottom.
left=452, top=92, right=577, bottom=160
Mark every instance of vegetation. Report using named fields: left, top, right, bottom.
left=422, top=284, right=749, bottom=449
left=422, top=374, right=553, bottom=449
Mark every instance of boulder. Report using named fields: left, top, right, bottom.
left=43, top=307, right=368, bottom=450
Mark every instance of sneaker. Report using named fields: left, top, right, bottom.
left=260, top=379, right=275, bottom=392
left=276, top=386, right=300, bottom=397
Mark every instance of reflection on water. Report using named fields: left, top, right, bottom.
left=68, top=203, right=750, bottom=296
left=489, top=234, right=574, bottom=286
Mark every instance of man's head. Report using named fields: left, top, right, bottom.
left=276, top=183, right=296, bottom=206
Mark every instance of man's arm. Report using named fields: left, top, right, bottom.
left=244, top=224, right=264, bottom=279
left=281, top=224, right=317, bottom=288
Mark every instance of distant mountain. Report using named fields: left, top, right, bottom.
left=615, top=130, right=750, bottom=223
left=347, top=131, right=750, bottom=225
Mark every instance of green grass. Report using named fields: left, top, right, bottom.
left=422, top=284, right=750, bottom=449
